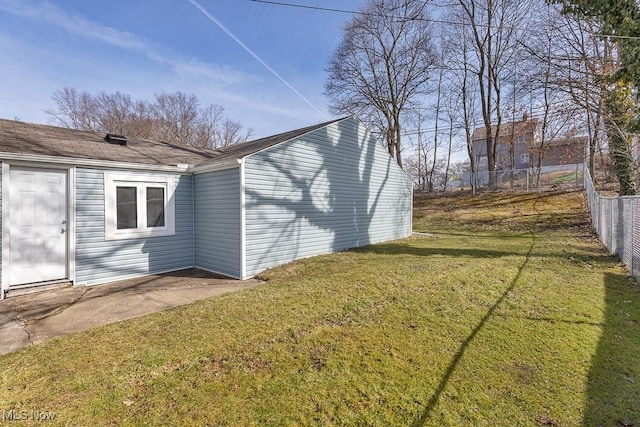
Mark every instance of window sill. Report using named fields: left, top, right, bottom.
left=105, top=228, right=175, bottom=241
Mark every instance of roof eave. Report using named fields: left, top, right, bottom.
left=0, top=152, right=192, bottom=173
left=189, top=158, right=242, bottom=174
left=242, top=116, right=353, bottom=160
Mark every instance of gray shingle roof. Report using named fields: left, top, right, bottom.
left=0, top=117, right=348, bottom=168
left=472, top=118, right=538, bottom=141
left=201, top=117, right=347, bottom=164
left=0, top=118, right=219, bottom=166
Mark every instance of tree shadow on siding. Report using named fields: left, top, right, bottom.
left=243, top=118, right=410, bottom=272
left=582, top=272, right=640, bottom=426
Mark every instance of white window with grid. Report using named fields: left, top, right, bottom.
left=104, top=173, right=176, bottom=240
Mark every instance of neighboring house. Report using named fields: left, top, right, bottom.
left=472, top=116, right=584, bottom=171
left=530, top=136, right=586, bottom=167
left=472, top=116, right=540, bottom=171
left=0, top=116, right=412, bottom=298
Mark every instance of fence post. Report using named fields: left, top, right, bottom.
left=632, top=198, right=635, bottom=277
left=471, top=171, right=478, bottom=196
left=610, top=198, right=615, bottom=254
left=472, top=172, right=476, bottom=195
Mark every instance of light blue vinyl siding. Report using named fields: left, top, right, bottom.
left=194, top=167, right=242, bottom=279
left=243, top=116, right=412, bottom=277
left=74, top=168, right=194, bottom=285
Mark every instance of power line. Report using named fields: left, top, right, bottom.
left=186, top=0, right=328, bottom=118
left=248, top=0, right=358, bottom=15
left=248, top=0, right=465, bottom=27
left=247, top=0, right=640, bottom=41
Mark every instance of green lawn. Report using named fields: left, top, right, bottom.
left=1, top=190, right=639, bottom=426
left=551, top=172, right=581, bottom=183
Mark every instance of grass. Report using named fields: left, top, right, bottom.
left=551, top=172, right=581, bottom=183
left=1, top=190, right=639, bottom=425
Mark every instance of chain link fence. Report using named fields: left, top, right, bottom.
left=458, top=164, right=585, bottom=192
left=584, top=167, right=640, bottom=279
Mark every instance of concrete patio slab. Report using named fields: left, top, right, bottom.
left=0, top=269, right=261, bottom=356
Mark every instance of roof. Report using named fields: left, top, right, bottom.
left=0, top=118, right=219, bottom=166
left=472, top=118, right=538, bottom=141
left=546, top=136, right=588, bottom=147
left=0, top=117, right=349, bottom=169
left=201, top=117, right=347, bottom=164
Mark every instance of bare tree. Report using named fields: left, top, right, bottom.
left=527, top=10, right=607, bottom=176
left=411, top=110, right=429, bottom=191
left=192, top=104, right=225, bottom=148
left=423, top=44, right=464, bottom=193
left=216, top=119, right=253, bottom=148
left=45, top=87, right=99, bottom=132
left=428, top=51, right=446, bottom=192
left=453, top=0, right=532, bottom=189
left=449, top=26, right=480, bottom=179
left=529, top=0, right=640, bottom=194
left=152, top=92, right=200, bottom=145
left=517, top=5, right=578, bottom=185
left=94, top=91, right=156, bottom=139
left=192, top=110, right=253, bottom=149
left=442, top=90, right=463, bottom=191
left=325, top=0, right=437, bottom=167
left=522, top=3, right=638, bottom=193
left=46, top=88, right=251, bottom=149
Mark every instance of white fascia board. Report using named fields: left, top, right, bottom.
left=190, top=158, right=241, bottom=174
left=67, top=167, right=76, bottom=284
left=0, top=152, right=191, bottom=173
left=1, top=162, right=8, bottom=297
left=239, top=158, right=247, bottom=280
left=243, top=116, right=351, bottom=161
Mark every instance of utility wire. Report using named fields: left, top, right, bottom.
left=248, top=0, right=640, bottom=41
left=249, top=0, right=464, bottom=26
left=249, top=0, right=357, bottom=15
left=187, top=0, right=328, bottom=118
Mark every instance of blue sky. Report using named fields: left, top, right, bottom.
left=0, top=0, right=361, bottom=138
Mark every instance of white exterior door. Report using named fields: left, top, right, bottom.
left=9, top=167, right=68, bottom=285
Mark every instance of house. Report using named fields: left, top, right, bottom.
left=472, top=116, right=584, bottom=171
left=0, top=116, right=412, bottom=298
left=472, top=116, right=539, bottom=171
left=529, top=136, right=586, bottom=167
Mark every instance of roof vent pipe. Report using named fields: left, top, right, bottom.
left=105, top=133, right=127, bottom=145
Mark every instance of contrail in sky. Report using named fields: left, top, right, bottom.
left=186, top=0, right=327, bottom=118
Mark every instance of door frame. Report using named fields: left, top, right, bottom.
left=1, top=162, right=76, bottom=297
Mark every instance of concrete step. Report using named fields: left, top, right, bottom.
left=5, top=281, right=72, bottom=298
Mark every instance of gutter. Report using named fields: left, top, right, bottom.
left=0, top=152, right=192, bottom=173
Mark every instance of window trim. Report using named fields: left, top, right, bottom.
left=104, top=173, right=176, bottom=240
left=520, top=153, right=530, bottom=164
